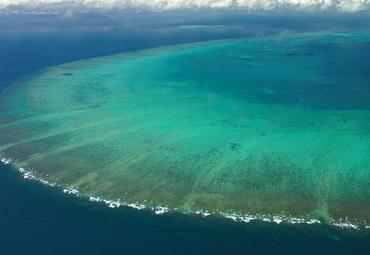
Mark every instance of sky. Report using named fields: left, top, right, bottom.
left=0, top=0, right=369, bottom=13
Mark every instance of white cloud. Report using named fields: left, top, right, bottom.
left=0, top=0, right=369, bottom=12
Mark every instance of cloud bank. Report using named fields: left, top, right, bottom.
left=0, top=0, right=369, bottom=13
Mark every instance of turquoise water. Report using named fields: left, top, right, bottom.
left=1, top=32, right=370, bottom=228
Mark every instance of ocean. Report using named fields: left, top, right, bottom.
left=0, top=12, right=370, bottom=254
left=1, top=163, right=370, bottom=254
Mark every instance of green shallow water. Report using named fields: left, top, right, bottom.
left=1, top=32, right=370, bottom=224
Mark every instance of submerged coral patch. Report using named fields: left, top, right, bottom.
left=1, top=33, right=370, bottom=229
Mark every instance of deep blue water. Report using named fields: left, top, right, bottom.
left=1, top=163, right=370, bottom=255
left=0, top=12, right=370, bottom=254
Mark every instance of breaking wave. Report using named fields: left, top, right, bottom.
left=1, top=153, right=368, bottom=231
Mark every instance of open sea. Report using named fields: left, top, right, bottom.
left=0, top=12, right=370, bottom=254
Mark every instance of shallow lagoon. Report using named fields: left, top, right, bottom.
left=1, top=32, right=370, bottom=228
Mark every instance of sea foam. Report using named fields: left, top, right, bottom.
left=0, top=153, right=367, bottom=231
